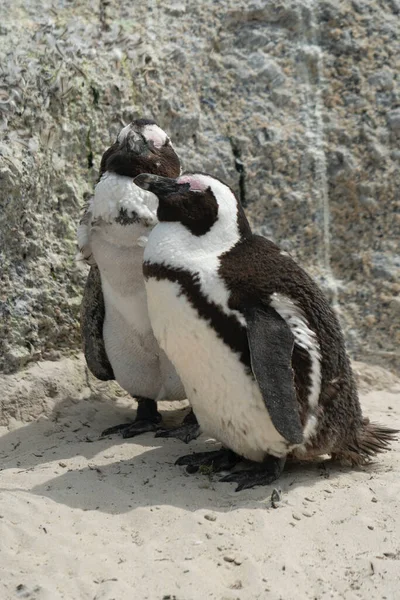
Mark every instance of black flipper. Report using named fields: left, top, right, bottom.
left=245, top=305, right=303, bottom=445
left=80, top=265, right=114, bottom=381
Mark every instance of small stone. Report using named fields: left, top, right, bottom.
left=224, top=555, right=235, bottom=563
left=229, top=580, right=243, bottom=589
left=204, top=513, right=217, bottom=522
left=302, top=511, right=313, bottom=518
left=223, top=555, right=243, bottom=566
left=59, top=462, right=67, bottom=468
left=368, top=525, right=374, bottom=530
left=292, top=512, right=301, bottom=521
left=371, top=497, right=378, bottom=503
left=271, top=488, right=281, bottom=508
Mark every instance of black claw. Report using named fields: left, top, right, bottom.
left=101, top=423, right=133, bottom=437
left=101, top=420, right=158, bottom=439
left=155, top=423, right=200, bottom=444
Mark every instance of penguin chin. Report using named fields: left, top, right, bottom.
left=93, top=172, right=158, bottom=224
left=96, top=219, right=153, bottom=249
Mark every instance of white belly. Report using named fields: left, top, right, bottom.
left=146, top=278, right=288, bottom=461
left=91, top=230, right=184, bottom=401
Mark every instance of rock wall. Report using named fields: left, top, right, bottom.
left=1, top=0, right=399, bottom=373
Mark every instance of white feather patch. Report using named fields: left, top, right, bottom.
left=92, top=172, right=158, bottom=224
left=143, top=124, right=168, bottom=149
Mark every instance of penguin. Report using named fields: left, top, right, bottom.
left=77, top=119, right=199, bottom=441
left=133, top=171, right=398, bottom=491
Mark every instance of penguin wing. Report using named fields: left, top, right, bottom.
left=80, top=265, right=115, bottom=381
left=77, top=198, right=96, bottom=266
left=244, top=305, right=304, bottom=444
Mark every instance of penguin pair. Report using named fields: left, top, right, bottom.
left=79, top=121, right=397, bottom=491
left=78, top=120, right=199, bottom=443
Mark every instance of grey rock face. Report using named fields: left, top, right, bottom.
left=1, top=0, right=399, bottom=372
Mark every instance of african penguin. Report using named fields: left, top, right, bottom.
left=134, top=171, right=398, bottom=491
left=77, top=119, right=199, bottom=441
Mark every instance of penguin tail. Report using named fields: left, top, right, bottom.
left=339, top=418, right=399, bottom=465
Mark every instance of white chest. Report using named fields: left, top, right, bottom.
left=91, top=231, right=151, bottom=335
left=145, top=277, right=289, bottom=461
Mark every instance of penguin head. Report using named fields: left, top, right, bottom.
left=99, top=119, right=181, bottom=180
left=134, top=172, right=251, bottom=240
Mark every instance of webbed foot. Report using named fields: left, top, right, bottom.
left=155, top=423, right=200, bottom=443
left=219, top=456, right=286, bottom=492
left=101, top=420, right=160, bottom=438
left=101, top=397, right=161, bottom=439
left=176, top=448, right=240, bottom=473
left=155, top=409, right=200, bottom=443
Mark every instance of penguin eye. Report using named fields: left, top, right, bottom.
left=163, top=138, right=171, bottom=147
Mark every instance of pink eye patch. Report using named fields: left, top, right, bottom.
left=143, top=124, right=168, bottom=149
left=178, top=175, right=208, bottom=191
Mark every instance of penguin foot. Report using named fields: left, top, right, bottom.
left=176, top=449, right=240, bottom=474
left=101, top=419, right=160, bottom=438
left=101, top=397, right=162, bottom=439
left=155, top=408, right=200, bottom=443
left=219, top=456, right=286, bottom=492
left=155, top=423, right=201, bottom=444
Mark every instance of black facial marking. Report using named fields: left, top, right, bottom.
left=100, top=143, right=180, bottom=180
left=143, top=261, right=251, bottom=367
left=157, top=187, right=219, bottom=236
left=98, top=122, right=180, bottom=181
left=181, top=171, right=252, bottom=240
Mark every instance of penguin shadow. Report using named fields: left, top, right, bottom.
left=0, top=396, right=363, bottom=514
left=27, top=443, right=357, bottom=515
left=0, top=394, right=190, bottom=471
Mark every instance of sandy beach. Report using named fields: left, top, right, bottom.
left=1, top=357, right=399, bottom=600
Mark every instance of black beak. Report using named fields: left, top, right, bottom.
left=134, top=173, right=184, bottom=198
left=121, top=129, right=148, bottom=155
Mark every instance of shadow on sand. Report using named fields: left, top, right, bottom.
left=0, top=395, right=359, bottom=515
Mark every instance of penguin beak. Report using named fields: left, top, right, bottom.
left=134, top=173, right=183, bottom=198
left=121, top=129, right=148, bottom=155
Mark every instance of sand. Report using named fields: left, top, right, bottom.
left=0, top=357, right=399, bottom=600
